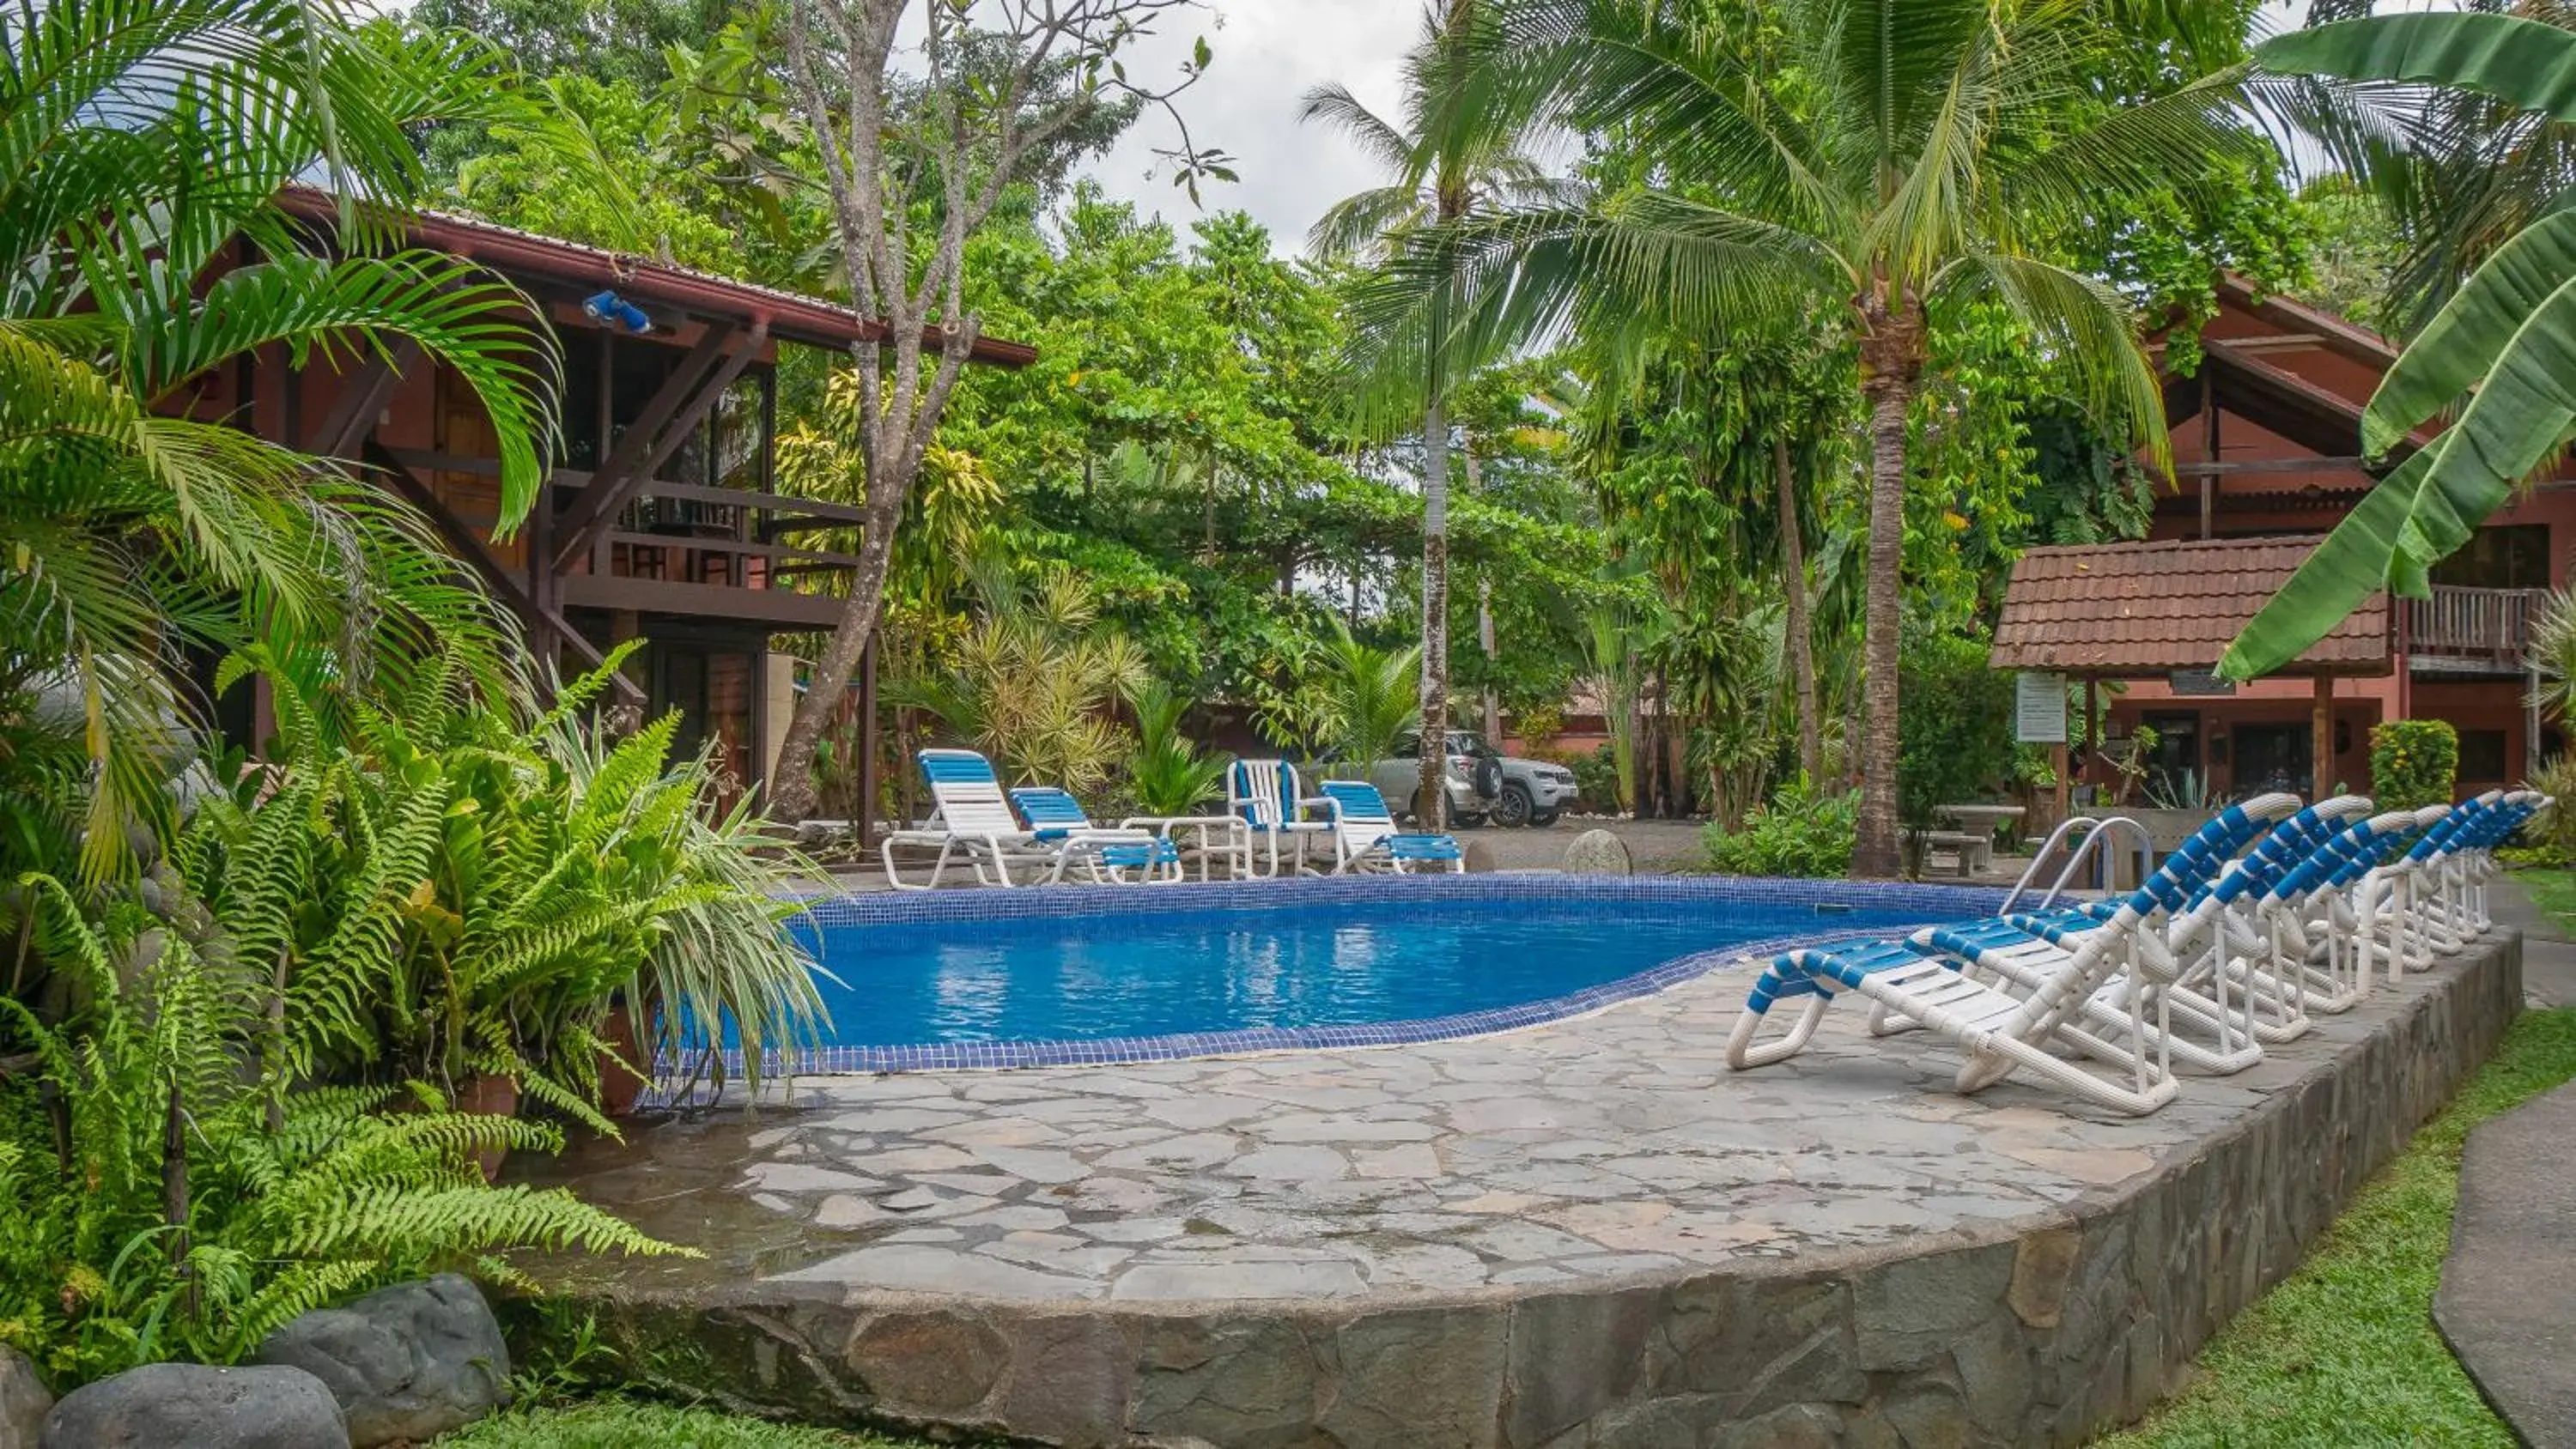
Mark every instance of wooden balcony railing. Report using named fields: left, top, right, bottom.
left=2406, top=585, right=2549, bottom=670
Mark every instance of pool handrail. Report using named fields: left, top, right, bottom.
left=2002, top=815, right=2154, bottom=914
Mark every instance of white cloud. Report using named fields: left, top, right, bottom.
left=1068, top=0, right=1426, bottom=256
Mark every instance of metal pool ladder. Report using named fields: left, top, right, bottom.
left=2003, top=815, right=2154, bottom=913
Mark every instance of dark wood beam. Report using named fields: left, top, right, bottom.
left=367, top=443, right=643, bottom=707
left=307, top=341, right=421, bottom=458
left=554, top=324, right=767, bottom=572
left=559, top=573, right=849, bottom=628
left=548, top=320, right=738, bottom=549
left=2173, top=457, right=2369, bottom=477
left=603, top=530, right=864, bottom=567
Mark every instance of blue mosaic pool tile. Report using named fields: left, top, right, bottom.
left=639, top=874, right=2006, bottom=1106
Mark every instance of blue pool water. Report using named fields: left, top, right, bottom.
left=790, top=889, right=1962, bottom=1051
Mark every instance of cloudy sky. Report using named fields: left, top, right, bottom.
left=1065, top=0, right=1431, bottom=256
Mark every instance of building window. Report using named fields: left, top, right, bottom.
left=2431, top=524, right=2550, bottom=589
left=2458, top=729, right=2510, bottom=783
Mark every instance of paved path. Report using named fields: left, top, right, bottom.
left=2438, top=1076, right=2576, bottom=1448
left=534, top=940, right=2473, bottom=1308
left=2485, top=876, right=2576, bottom=1008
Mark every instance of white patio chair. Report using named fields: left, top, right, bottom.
left=1225, top=759, right=1336, bottom=877
left=878, top=749, right=1063, bottom=890
left=1314, top=779, right=1466, bottom=874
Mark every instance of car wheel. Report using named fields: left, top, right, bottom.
left=1455, top=812, right=1488, bottom=829
left=1492, top=783, right=1534, bottom=828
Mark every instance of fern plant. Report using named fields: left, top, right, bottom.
left=179, top=645, right=829, bottom=1117
left=0, top=877, right=685, bottom=1388
left=1123, top=680, right=1229, bottom=816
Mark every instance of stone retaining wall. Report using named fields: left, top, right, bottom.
left=564, top=933, right=2523, bottom=1449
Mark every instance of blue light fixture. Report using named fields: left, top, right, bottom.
left=583, top=288, right=652, bottom=333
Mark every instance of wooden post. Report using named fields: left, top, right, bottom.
left=2312, top=674, right=2335, bottom=802
left=2081, top=675, right=2099, bottom=801
left=2199, top=371, right=2219, bottom=541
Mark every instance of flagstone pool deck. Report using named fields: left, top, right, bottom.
left=524, top=928, right=2524, bottom=1449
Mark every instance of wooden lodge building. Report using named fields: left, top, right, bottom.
left=1993, top=276, right=2567, bottom=806
left=214, top=192, right=1032, bottom=798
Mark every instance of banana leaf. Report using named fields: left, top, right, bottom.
left=2219, top=444, right=2435, bottom=681
left=2257, top=14, right=2576, bottom=123
left=2364, top=209, right=2576, bottom=455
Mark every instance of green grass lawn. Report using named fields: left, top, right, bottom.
left=2510, top=864, right=2576, bottom=936
left=2097, top=1006, right=2576, bottom=1448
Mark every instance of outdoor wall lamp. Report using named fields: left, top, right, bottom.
left=583, top=288, right=652, bottom=333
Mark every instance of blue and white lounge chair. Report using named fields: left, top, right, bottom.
left=1226, top=759, right=1336, bottom=876
left=1008, top=787, right=1184, bottom=884
left=1315, top=780, right=1465, bottom=874
left=1901, top=794, right=2330, bottom=1076
left=878, top=749, right=1066, bottom=890
left=1727, top=794, right=2306, bottom=1115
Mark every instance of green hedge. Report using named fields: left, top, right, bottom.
left=2370, top=719, right=2459, bottom=811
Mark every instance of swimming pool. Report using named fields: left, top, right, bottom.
left=773, top=876, right=2001, bottom=1073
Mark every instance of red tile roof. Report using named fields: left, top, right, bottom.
left=1992, top=538, right=2391, bottom=676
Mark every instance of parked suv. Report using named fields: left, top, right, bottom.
left=1370, top=731, right=1580, bottom=828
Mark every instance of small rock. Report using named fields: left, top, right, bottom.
left=1461, top=839, right=1497, bottom=873
left=40, top=1362, right=347, bottom=1449
left=0, top=1346, right=51, bottom=1449
left=253, top=1275, right=510, bottom=1448
left=1563, top=828, right=1633, bottom=875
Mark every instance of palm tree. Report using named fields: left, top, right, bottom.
left=1309, top=619, right=1424, bottom=782
left=2226, top=13, right=2576, bottom=680
left=2, top=0, right=562, bottom=881
left=1300, top=0, right=1564, bottom=828
left=1353, top=0, right=2256, bottom=873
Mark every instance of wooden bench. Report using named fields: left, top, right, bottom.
left=1923, top=829, right=1994, bottom=878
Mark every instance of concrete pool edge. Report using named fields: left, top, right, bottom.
left=659, top=873, right=2010, bottom=1088
left=556, top=931, right=2524, bottom=1449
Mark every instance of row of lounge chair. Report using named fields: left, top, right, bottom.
left=1727, top=789, right=2546, bottom=1115
left=879, top=750, right=1465, bottom=890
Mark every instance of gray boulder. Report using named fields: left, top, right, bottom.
left=40, top=1362, right=346, bottom=1449
left=0, top=1346, right=50, bottom=1449
left=1563, top=828, right=1634, bottom=876
left=253, top=1274, right=511, bottom=1448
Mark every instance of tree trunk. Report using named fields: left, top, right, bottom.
left=1776, top=436, right=1822, bottom=783
left=1852, top=295, right=1923, bottom=878
left=1466, top=449, right=1498, bottom=741
left=1479, top=579, right=1498, bottom=740
left=767, top=487, right=902, bottom=822
left=1418, top=395, right=1451, bottom=828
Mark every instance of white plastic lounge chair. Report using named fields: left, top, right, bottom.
left=1226, top=759, right=1336, bottom=877
left=1314, top=780, right=1466, bottom=874
left=878, top=749, right=1062, bottom=890
left=1724, top=800, right=2312, bottom=1115
left=1904, top=794, right=2328, bottom=1076
left=1009, top=787, right=1185, bottom=884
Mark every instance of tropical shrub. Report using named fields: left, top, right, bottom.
left=0, top=879, right=683, bottom=1388
left=183, top=648, right=829, bottom=1115
left=1261, top=619, right=1423, bottom=780
left=1704, top=777, right=1859, bottom=878
left=1897, top=633, right=2017, bottom=828
left=1124, top=681, right=1229, bottom=816
left=890, top=564, right=1147, bottom=792
left=2520, top=755, right=2576, bottom=862
left=2371, top=719, right=2459, bottom=812
left=1570, top=744, right=1624, bottom=815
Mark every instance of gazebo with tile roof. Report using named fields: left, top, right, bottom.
left=1993, top=537, right=2394, bottom=807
